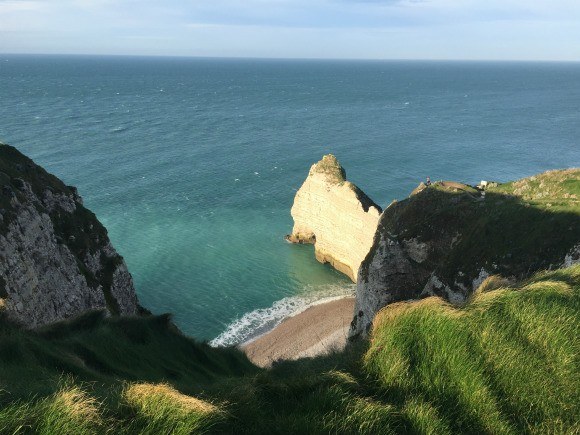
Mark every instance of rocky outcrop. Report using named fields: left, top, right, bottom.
left=286, top=155, right=381, bottom=282
left=0, top=144, right=139, bottom=328
left=563, top=243, right=580, bottom=267
left=351, top=169, right=580, bottom=336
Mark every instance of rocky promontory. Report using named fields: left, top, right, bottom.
left=0, top=144, right=139, bottom=327
left=351, top=169, right=580, bottom=336
left=286, top=155, right=382, bottom=282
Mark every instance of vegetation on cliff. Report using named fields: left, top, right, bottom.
left=0, top=265, right=578, bottom=433
left=310, top=154, right=347, bottom=184
left=310, top=154, right=382, bottom=213
left=352, top=169, right=580, bottom=335
left=0, top=143, right=104, bottom=249
left=363, top=169, right=579, bottom=285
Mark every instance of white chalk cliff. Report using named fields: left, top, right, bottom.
left=286, top=155, right=381, bottom=282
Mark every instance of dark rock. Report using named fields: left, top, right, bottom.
left=12, top=178, right=25, bottom=190
left=2, top=185, right=15, bottom=197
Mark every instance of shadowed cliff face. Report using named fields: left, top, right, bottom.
left=287, top=154, right=382, bottom=282
left=351, top=170, right=580, bottom=336
left=0, top=143, right=139, bottom=327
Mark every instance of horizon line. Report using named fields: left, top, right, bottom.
left=2, top=52, right=579, bottom=64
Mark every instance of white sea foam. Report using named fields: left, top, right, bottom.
left=209, top=284, right=355, bottom=348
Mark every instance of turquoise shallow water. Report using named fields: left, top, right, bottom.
left=1, top=55, right=579, bottom=342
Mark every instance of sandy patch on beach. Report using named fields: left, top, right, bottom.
left=242, top=297, right=355, bottom=367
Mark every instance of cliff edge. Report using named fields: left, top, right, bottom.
left=351, top=169, right=580, bottom=336
left=0, top=143, right=139, bottom=327
left=286, top=155, right=382, bottom=282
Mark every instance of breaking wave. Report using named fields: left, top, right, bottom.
left=210, top=284, right=355, bottom=347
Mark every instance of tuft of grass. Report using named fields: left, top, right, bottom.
left=402, top=398, right=452, bottom=435
left=37, top=385, right=104, bottom=434
left=0, top=384, right=105, bottom=435
left=121, top=383, right=224, bottom=434
left=473, top=275, right=514, bottom=294
left=0, top=401, right=31, bottom=435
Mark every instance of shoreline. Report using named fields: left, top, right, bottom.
left=239, top=294, right=355, bottom=347
left=210, top=288, right=356, bottom=348
left=242, top=297, right=355, bottom=367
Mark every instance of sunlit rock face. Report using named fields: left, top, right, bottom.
left=286, top=154, right=381, bottom=282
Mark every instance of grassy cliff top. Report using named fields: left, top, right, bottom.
left=364, top=264, right=580, bottom=434
left=0, top=265, right=578, bottom=433
left=361, top=169, right=580, bottom=285
left=310, top=154, right=347, bottom=184
left=493, top=168, right=580, bottom=205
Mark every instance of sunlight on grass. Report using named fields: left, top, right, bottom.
left=0, top=384, right=105, bottom=435
left=122, top=382, right=225, bottom=434
left=365, top=264, right=580, bottom=434
left=0, top=265, right=578, bottom=433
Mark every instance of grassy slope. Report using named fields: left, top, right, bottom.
left=366, top=265, right=580, bottom=434
left=0, top=312, right=257, bottom=434
left=1, top=265, right=578, bottom=434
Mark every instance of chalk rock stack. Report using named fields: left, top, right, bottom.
left=286, top=155, right=381, bottom=282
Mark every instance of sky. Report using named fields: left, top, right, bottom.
left=1, top=0, right=579, bottom=60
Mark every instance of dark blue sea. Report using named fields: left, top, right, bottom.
left=1, top=55, right=579, bottom=343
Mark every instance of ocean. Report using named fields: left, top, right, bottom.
left=1, top=55, right=579, bottom=343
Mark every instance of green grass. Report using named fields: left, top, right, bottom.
left=1, top=265, right=578, bottom=433
left=120, top=382, right=226, bottom=434
left=365, top=266, right=580, bottom=434
left=0, top=384, right=106, bottom=435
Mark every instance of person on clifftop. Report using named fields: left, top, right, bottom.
left=426, top=176, right=432, bottom=186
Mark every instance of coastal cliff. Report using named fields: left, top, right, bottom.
left=0, top=143, right=139, bottom=327
left=351, top=169, right=580, bottom=336
left=286, top=155, right=381, bottom=282
left=0, top=146, right=577, bottom=433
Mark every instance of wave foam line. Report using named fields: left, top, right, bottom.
left=209, top=284, right=355, bottom=348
